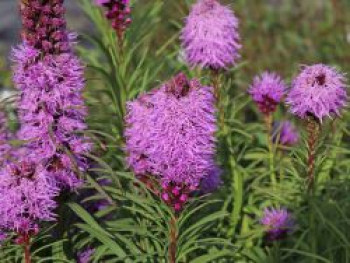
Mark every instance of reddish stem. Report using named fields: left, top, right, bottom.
left=168, top=216, right=177, bottom=263
left=24, top=234, right=31, bottom=263
left=306, top=116, right=320, bottom=192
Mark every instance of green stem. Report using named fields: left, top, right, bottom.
left=264, top=114, right=276, bottom=186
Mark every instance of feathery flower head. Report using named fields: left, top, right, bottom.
left=12, top=42, right=91, bottom=188
left=0, top=155, right=58, bottom=235
left=125, top=73, right=219, bottom=209
left=260, top=208, right=293, bottom=241
left=94, top=0, right=132, bottom=39
left=20, top=0, right=69, bottom=54
left=272, top=121, right=299, bottom=146
left=181, top=0, right=241, bottom=69
left=287, top=64, right=347, bottom=120
left=249, top=72, right=286, bottom=115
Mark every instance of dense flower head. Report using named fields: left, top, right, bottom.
left=287, top=64, right=347, bottom=120
left=0, top=112, right=13, bottom=164
left=12, top=43, right=91, bottom=188
left=0, top=154, right=59, bottom=235
left=181, top=0, right=241, bottom=69
left=272, top=121, right=299, bottom=146
left=125, top=73, right=218, bottom=193
left=249, top=72, right=286, bottom=115
left=94, top=0, right=132, bottom=39
left=260, top=208, right=293, bottom=241
left=20, top=0, right=69, bottom=54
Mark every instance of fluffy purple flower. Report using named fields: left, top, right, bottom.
left=20, top=0, right=69, bottom=54
left=249, top=72, right=286, bottom=115
left=125, top=73, right=218, bottom=191
left=0, top=155, right=59, bottom=234
left=287, top=64, right=347, bottom=120
left=94, top=0, right=132, bottom=39
left=12, top=43, right=91, bottom=188
left=260, top=208, right=293, bottom=241
left=78, top=248, right=95, bottom=263
left=273, top=121, right=299, bottom=146
left=181, top=0, right=241, bottom=69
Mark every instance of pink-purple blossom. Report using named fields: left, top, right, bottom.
left=273, top=121, right=299, bottom=146
left=78, top=248, right=95, bottom=263
left=181, top=0, right=241, bottom=69
left=125, top=73, right=219, bottom=210
left=260, top=208, right=293, bottom=241
left=249, top=72, right=286, bottom=115
left=287, top=64, right=347, bottom=120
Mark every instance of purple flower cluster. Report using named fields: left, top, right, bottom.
left=94, top=0, right=132, bottom=39
left=125, top=73, right=219, bottom=210
left=0, top=157, right=58, bottom=234
left=249, top=72, right=286, bottom=115
left=13, top=43, right=91, bottom=188
left=20, top=0, right=69, bottom=54
left=287, top=64, right=347, bottom=120
left=77, top=248, right=95, bottom=263
left=260, top=208, right=293, bottom=241
left=272, top=121, right=299, bottom=146
left=181, top=0, right=241, bottom=70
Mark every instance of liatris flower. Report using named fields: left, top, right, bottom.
left=77, top=248, right=95, bottom=263
left=272, top=121, right=299, bottom=146
left=0, top=112, right=13, bottom=164
left=260, top=208, right=293, bottom=241
left=181, top=0, right=241, bottom=70
left=0, top=155, right=58, bottom=235
left=287, top=64, right=347, bottom=121
left=249, top=72, right=286, bottom=115
left=94, top=0, right=132, bottom=40
left=125, top=73, right=219, bottom=210
left=12, top=42, right=91, bottom=188
left=20, top=0, right=69, bottom=54
left=199, top=166, right=222, bottom=194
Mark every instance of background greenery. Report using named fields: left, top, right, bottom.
left=1, top=0, right=350, bottom=262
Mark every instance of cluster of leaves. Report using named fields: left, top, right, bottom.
left=1, top=0, right=350, bottom=262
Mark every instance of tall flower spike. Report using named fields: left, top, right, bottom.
left=181, top=0, right=241, bottom=70
left=272, top=121, right=299, bottom=146
left=249, top=72, right=286, bottom=115
left=14, top=0, right=91, bottom=188
left=287, top=64, right=347, bottom=121
left=94, top=0, right=132, bottom=40
left=260, top=208, right=293, bottom=241
left=125, top=73, right=219, bottom=210
left=20, top=0, right=69, bottom=55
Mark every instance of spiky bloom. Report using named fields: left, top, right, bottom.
left=94, top=0, right=132, bottom=39
left=77, top=248, right=95, bottom=263
left=272, top=121, right=299, bottom=146
left=0, top=155, right=58, bottom=235
left=260, top=208, right=293, bottom=241
left=12, top=43, right=91, bottom=188
left=287, top=64, right=347, bottom=120
left=20, top=0, right=70, bottom=55
left=181, top=0, right=241, bottom=70
left=125, top=73, right=219, bottom=210
left=249, top=72, right=286, bottom=115
left=0, top=112, right=13, bottom=164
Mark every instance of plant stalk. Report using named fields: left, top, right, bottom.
left=24, top=234, right=31, bottom=263
left=168, top=216, right=177, bottom=263
left=264, top=114, right=276, bottom=186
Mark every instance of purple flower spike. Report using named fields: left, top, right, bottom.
left=287, top=64, right=347, bottom=121
left=249, top=72, right=286, bottom=115
left=125, top=73, right=218, bottom=189
left=181, top=0, right=241, bottom=70
left=0, top=156, right=59, bottom=234
left=273, top=121, right=299, bottom=146
left=260, top=208, right=293, bottom=241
